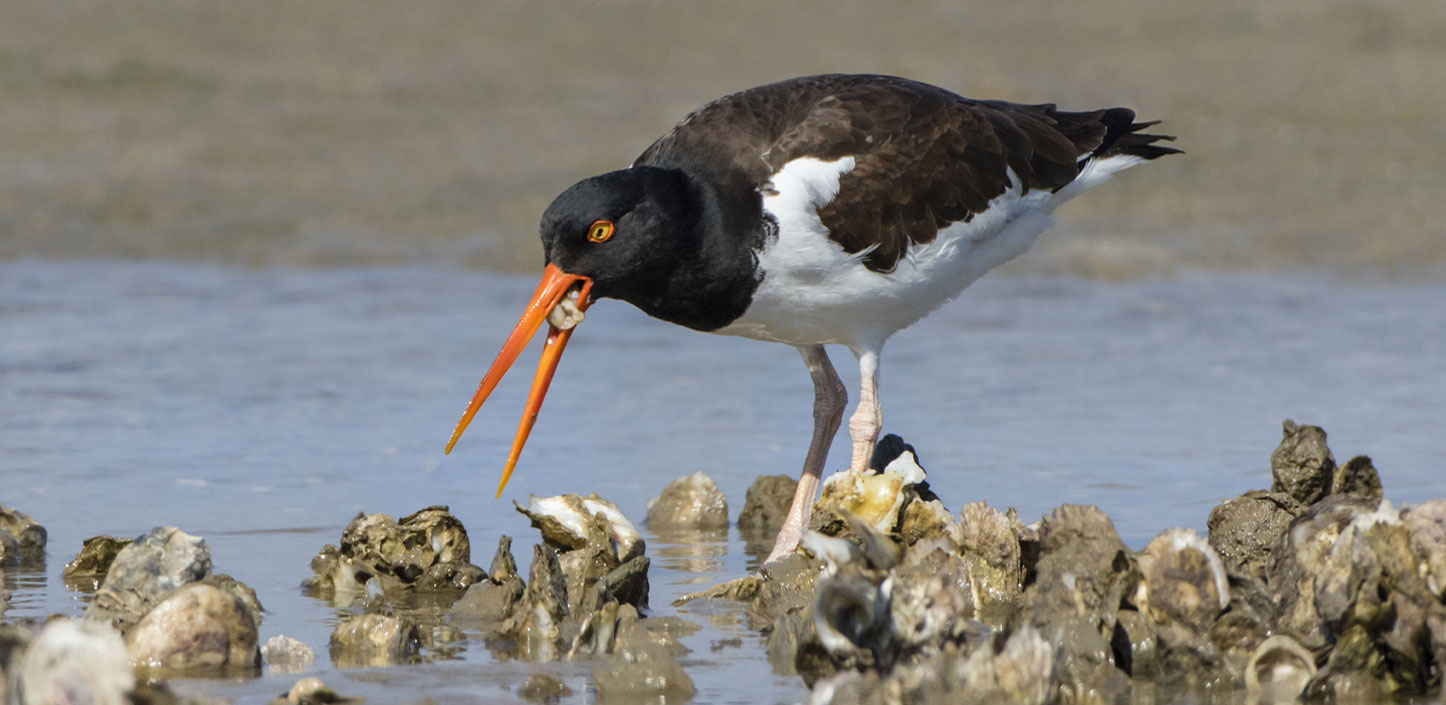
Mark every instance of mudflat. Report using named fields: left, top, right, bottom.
left=2, top=0, right=1442, bottom=275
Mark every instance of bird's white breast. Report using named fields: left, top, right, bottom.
left=714, top=156, right=1064, bottom=350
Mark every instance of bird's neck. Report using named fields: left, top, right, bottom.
left=624, top=171, right=763, bottom=332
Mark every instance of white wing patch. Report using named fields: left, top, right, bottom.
left=763, top=156, right=857, bottom=210
left=715, top=154, right=1144, bottom=349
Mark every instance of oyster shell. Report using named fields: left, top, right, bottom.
left=516, top=493, right=645, bottom=563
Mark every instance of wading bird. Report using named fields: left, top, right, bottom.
left=444, top=74, right=1179, bottom=564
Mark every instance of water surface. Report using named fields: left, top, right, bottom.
left=2, top=260, right=1443, bottom=702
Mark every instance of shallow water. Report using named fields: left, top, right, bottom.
left=2, top=260, right=1444, bottom=702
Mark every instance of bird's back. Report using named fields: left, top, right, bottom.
left=637, top=74, right=1179, bottom=348
left=635, top=74, right=1179, bottom=273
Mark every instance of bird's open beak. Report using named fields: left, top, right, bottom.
left=444, top=263, right=593, bottom=498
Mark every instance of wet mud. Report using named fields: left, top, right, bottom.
left=5, top=1, right=1444, bottom=277
left=0, top=422, right=1442, bottom=703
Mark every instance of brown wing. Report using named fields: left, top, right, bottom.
left=636, top=74, right=1178, bottom=272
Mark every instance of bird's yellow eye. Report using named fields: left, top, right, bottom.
left=587, top=220, right=615, bottom=243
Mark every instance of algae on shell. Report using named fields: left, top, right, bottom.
left=303, top=506, right=483, bottom=600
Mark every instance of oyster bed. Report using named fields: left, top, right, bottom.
left=1, top=421, right=1443, bottom=704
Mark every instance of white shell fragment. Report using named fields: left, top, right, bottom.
left=881, top=449, right=927, bottom=485
left=519, top=493, right=644, bottom=563
left=546, top=290, right=586, bottom=330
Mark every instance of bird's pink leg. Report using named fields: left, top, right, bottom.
left=846, top=349, right=882, bottom=474
left=764, top=345, right=846, bottom=564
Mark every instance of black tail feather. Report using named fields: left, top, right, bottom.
left=1096, top=108, right=1182, bottom=160
left=1042, top=105, right=1182, bottom=163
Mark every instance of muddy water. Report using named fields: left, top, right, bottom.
left=2, top=260, right=1444, bottom=702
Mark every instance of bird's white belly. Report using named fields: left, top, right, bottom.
left=714, top=157, right=1056, bottom=350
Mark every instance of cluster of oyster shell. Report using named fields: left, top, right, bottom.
left=697, top=423, right=1446, bottom=704
left=3, top=419, right=1441, bottom=704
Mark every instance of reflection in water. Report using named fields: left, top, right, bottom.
left=740, top=526, right=783, bottom=573
left=324, top=602, right=468, bottom=669
left=650, top=529, right=730, bottom=582
left=1, top=566, right=51, bottom=615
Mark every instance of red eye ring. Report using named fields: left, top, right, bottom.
left=587, top=220, right=615, bottom=243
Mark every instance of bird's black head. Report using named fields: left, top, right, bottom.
left=443, top=166, right=752, bottom=495
left=539, top=166, right=699, bottom=303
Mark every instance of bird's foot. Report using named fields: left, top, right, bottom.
left=762, top=520, right=806, bottom=565
left=762, top=469, right=824, bottom=565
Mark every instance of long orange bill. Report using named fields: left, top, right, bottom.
left=444, top=263, right=592, bottom=496
left=494, top=321, right=578, bottom=497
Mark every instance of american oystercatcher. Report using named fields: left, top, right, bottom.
left=445, top=74, right=1179, bottom=564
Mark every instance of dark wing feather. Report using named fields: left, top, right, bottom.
left=636, top=74, right=1179, bottom=272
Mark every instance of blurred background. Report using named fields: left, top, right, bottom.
left=3, top=0, right=1443, bottom=277
left=4, top=3, right=1444, bottom=700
